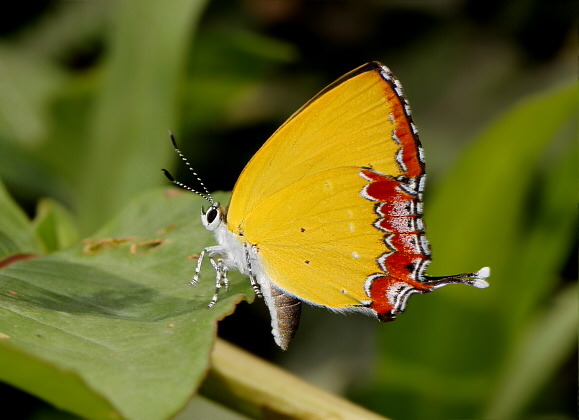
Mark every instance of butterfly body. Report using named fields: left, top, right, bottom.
left=165, top=61, right=489, bottom=350
left=196, top=203, right=302, bottom=349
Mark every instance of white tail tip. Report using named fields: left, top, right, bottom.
left=472, top=266, right=490, bottom=288
left=477, top=266, right=490, bottom=278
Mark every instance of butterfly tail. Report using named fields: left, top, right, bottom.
left=424, top=266, right=490, bottom=289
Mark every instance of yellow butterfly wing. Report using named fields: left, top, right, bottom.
left=226, top=62, right=429, bottom=312
left=241, top=166, right=385, bottom=306
left=227, top=62, right=416, bottom=232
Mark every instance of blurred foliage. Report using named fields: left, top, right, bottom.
left=352, top=83, right=577, bottom=420
left=0, top=0, right=576, bottom=419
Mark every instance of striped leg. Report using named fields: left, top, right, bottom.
left=192, top=245, right=222, bottom=285
left=245, top=243, right=262, bottom=298
left=221, top=263, right=229, bottom=291
left=207, top=258, right=228, bottom=308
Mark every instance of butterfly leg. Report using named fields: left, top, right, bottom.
left=192, top=245, right=222, bottom=285
left=221, top=262, right=230, bottom=291
left=244, top=243, right=262, bottom=298
left=207, top=258, right=226, bottom=308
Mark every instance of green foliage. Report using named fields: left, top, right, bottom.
left=354, top=83, right=577, bottom=419
left=0, top=179, right=45, bottom=259
left=32, top=198, right=80, bottom=253
left=0, top=186, right=252, bottom=420
left=77, top=0, right=211, bottom=234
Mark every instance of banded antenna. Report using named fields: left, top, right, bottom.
left=162, top=130, right=215, bottom=204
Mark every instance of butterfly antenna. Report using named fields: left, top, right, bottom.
left=163, top=131, right=215, bottom=204
left=161, top=169, right=213, bottom=203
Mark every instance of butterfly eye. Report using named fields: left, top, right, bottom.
left=202, top=206, right=221, bottom=231
left=206, top=208, right=218, bottom=224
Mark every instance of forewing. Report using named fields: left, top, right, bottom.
left=227, top=62, right=422, bottom=233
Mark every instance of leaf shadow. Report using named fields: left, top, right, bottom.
left=1, top=259, right=209, bottom=321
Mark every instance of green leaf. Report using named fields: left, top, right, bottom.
left=0, top=45, right=65, bottom=145
left=0, top=178, right=44, bottom=261
left=0, top=189, right=253, bottom=420
left=78, top=0, right=210, bottom=234
left=426, top=82, right=576, bottom=279
left=32, top=198, right=80, bottom=253
left=484, top=283, right=578, bottom=419
left=481, top=104, right=578, bottom=418
left=0, top=133, right=74, bottom=205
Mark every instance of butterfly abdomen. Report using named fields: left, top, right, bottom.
left=271, top=285, right=301, bottom=350
left=258, top=277, right=302, bottom=350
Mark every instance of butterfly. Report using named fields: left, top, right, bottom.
left=163, top=62, right=489, bottom=350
